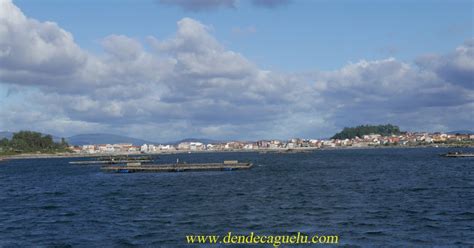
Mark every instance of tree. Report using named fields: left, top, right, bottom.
left=60, top=137, right=69, bottom=148
left=331, top=124, right=402, bottom=139
left=2, top=131, right=71, bottom=153
left=0, top=138, right=9, bottom=147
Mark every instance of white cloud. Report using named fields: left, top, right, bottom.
left=101, top=35, right=144, bottom=61
left=0, top=0, right=472, bottom=141
left=417, top=39, right=474, bottom=89
left=0, top=0, right=86, bottom=76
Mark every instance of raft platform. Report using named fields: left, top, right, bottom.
left=69, top=159, right=152, bottom=165
left=101, top=161, right=253, bottom=173
left=441, top=152, right=474, bottom=157
left=69, top=155, right=156, bottom=165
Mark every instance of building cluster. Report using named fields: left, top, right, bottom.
left=69, top=133, right=474, bottom=154
left=70, top=143, right=175, bottom=154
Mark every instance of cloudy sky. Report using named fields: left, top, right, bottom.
left=0, top=0, right=473, bottom=142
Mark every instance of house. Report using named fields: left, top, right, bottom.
left=82, top=145, right=96, bottom=153
left=140, top=144, right=148, bottom=153
left=189, top=142, right=204, bottom=150
left=177, top=142, right=190, bottom=150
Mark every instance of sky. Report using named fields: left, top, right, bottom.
left=0, top=0, right=473, bottom=142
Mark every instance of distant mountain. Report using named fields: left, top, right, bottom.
left=447, top=130, right=474, bottom=135
left=171, top=138, right=224, bottom=145
left=67, top=133, right=154, bottom=146
left=1, top=131, right=220, bottom=146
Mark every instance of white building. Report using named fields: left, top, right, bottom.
left=177, top=142, right=190, bottom=150
left=189, top=142, right=204, bottom=150
left=98, top=144, right=114, bottom=153
left=158, top=144, right=173, bottom=150
left=82, top=145, right=96, bottom=154
left=148, top=144, right=157, bottom=152
left=128, top=146, right=139, bottom=152
left=243, top=143, right=255, bottom=150
left=140, top=144, right=148, bottom=153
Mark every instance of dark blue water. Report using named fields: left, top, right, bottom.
left=0, top=148, right=473, bottom=247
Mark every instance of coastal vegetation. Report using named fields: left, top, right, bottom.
left=331, top=124, right=402, bottom=140
left=0, top=131, right=70, bottom=156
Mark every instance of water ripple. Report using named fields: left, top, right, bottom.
left=0, top=148, right=472, bottom=246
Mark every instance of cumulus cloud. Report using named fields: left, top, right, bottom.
left=0, top=0, right=472, bottom=141
left=313, top=56, right=473, bottom=129
left=417, top=39, right=474, bottom=89
left=101, top=35, right=144, bottom=61
left=0, top=0, right=86, bottom=76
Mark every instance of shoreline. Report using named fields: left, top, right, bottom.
left=1, top=144, right=472, bottom=160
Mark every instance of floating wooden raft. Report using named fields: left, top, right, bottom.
left=69, top=159, right=153, bottom=165
left=442, top=153, right=474, bottom=157
left=101, top=161, right=253, bottom=173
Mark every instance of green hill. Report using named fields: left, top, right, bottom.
left=331, top=124, right=402, bottom=140
left=0, top=131, right=70, bottom=155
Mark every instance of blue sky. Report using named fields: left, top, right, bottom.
left=0, top=0, right=473, bottom=141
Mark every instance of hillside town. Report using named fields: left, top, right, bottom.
left=69, top=132, right=474, bottom=154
